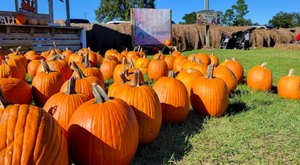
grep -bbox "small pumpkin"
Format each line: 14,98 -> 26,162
15,13 -> 27,25
247,62 -> 272,91
43,77 -> 90,130
221,58 -> 244,84
277,68 -> 300,100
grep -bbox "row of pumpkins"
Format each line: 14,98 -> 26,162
0,45 -> 299,164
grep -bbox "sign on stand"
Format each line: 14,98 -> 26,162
197,10 -> 222,25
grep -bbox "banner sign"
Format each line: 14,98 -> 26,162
197,10 -> 222,25
132,8 -> 171,46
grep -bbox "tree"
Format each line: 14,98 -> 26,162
222,0 -> 252,26
95,0 -> 155,23
268,12 -> 300,28
180,12 -> 197,24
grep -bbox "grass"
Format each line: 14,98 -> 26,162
131,48 -> 300,164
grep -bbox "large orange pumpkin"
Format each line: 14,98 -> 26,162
176,68 -> 203,97
68,83 -> 139,165
0,104 -> 68,164
221,58 -> 244,84
148,55 -> 168,81
191,64 -> 229,116
153,71 -> 190,123
247,62 -> 272,91
277,68 -> 300,100
108,70 -> 162,144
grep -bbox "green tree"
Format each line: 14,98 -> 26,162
180,12 -> 197,24
95,0 -> 155,23
268,12 -> 300,28
223,0 -> 252,26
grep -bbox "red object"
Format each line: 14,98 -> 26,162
296,33 -> 300,41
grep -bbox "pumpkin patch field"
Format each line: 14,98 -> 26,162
0,47 -> 299,164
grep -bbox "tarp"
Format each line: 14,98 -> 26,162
295,33 -> 300,41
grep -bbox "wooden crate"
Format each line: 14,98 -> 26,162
0,24 -> 83,53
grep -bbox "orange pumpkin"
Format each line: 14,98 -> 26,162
165,39 -> 172,47
247,62 -> 272,91
68,83 -> 139,164
148,55 -> 168,81
0,104 -> 68,164
176,68 -> 203,97
43,77 -> 90,130
277,68 -> 300,100
153,71 -> 190,123
191,64 -> 229,116
221,58 -> 244,84
15,13 -> 27,25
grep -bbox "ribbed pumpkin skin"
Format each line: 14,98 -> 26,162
0,78 -> 32,104
0,64 -> 12,78
0,104 -> 68,165
213,65 -> 237,93
43,92 -> 90,130
68,98 -> 139,165
247,64 -> 272,91
153,77 -> 190,123
176,69 -> 203,97
148,59 -> 168,81
191,77 -> 229,116
221,59 -> 244,84
109,84 -> 162,144
277,72 -> 300,100
32,72 -> 65,106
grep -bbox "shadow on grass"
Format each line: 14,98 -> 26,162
132,110 -> 205,164
226,101 -> 248,116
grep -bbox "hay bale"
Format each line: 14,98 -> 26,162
274,43 -> 300,50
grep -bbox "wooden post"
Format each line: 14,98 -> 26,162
204,0 -> 210,48
66,0 -> 70,27
15,0 -> 19,12
35,0 -> 38,13
48,0 -> 54,23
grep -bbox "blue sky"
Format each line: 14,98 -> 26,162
1,0 -> 299,25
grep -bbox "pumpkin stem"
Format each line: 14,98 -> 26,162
72,62 -> 86,78
1,60 -> 8,65
50,54 -> 63,61
128,58 -> 134,68
84,53 -> 90,68
119,72 -> 129,83
130,69 -> 143,87
205,64 -> 214,79
168,70 -> 175,78
186,68 -> 194,74
121,57 -> 126,65
174,47 -> 178,52
197,59 -> 203,65
66,77 -> 76,94
53,42 -> 57,50
40,60 -> 51,73
48,106 -> 57,116
261,62 -> 267,68
232,57 -> 236,61
88,47 -> 91,51
288,68 -> 295,76
92,83 -> 109,103
190,54 -> 195,62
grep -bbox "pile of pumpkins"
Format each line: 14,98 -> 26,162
0,45 -> 299,164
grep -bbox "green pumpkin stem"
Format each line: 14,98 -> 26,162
40,60 -> 51,73
288,68 -> 295,76
72,62 -> 86,79
205,64 -> 214,79
66,77 -> 76,94
92,83 -> 109,103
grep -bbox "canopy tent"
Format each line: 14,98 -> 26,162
13,0 -> 70,26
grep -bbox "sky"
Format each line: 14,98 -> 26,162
1,0 -> 299,25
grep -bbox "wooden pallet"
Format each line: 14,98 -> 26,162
0,24 -> 83,53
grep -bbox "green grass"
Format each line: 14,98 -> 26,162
131,48 -> 300,164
